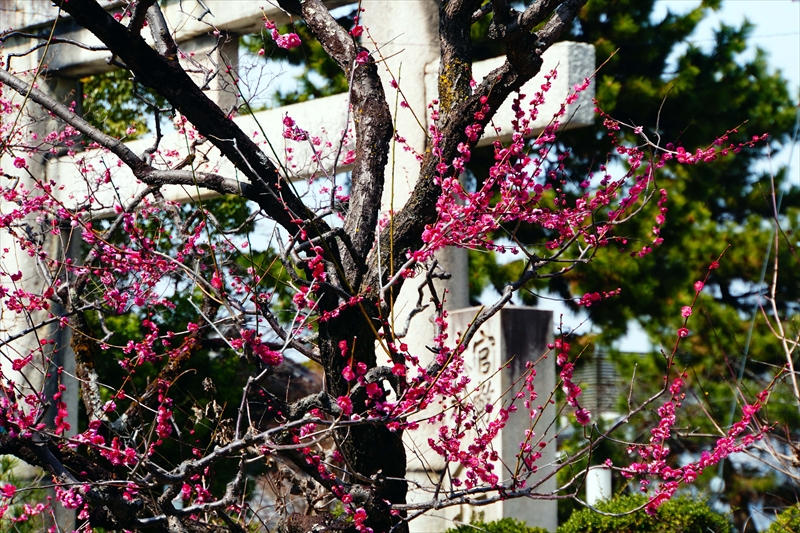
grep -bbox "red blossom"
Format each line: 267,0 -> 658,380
275,32 -> 302,49
1,484 -> 16,499
336,396 -> 353,416
366,382 -> 383,400
356,50 -> 370,64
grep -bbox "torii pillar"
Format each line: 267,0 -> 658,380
364,2 -> 594,531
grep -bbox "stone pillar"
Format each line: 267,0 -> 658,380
361,0 -> 438,203
407,307 -> 557,532
361,0 -> 470,333
42,230 -> 80,533
586,466 -> 612,506
0,64 -> 81,413
0,44 -> 82,530
362,5 -> 559,531
359,4 -> 469,524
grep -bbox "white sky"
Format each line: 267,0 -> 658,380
656,0 -> 800,185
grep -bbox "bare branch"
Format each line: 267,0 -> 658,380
519,0 -> 562,34
128,0 -> 158,38
0,34 -> 108,67
471,3 -> 494,24
536,0 -> 586,48
143,1 -> 179,67
0,67 -> 143,169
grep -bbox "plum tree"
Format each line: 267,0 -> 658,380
0,1 -> 779,532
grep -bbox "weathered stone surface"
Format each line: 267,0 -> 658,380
407,307 -> 558,533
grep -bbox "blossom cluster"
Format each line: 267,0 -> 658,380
263,18 -> 302,50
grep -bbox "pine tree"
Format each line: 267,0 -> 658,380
467,2 -> 798,528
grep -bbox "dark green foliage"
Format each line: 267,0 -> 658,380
81,68 -> 169,139
470,0 -> 798,346
551,0 -> 799,347
445,517 -> 550,533
767,505 -> 800,533
558,495 -> 731,533
442,499 -> 730,533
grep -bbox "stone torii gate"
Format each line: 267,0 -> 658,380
0,1 -> 594,531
